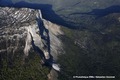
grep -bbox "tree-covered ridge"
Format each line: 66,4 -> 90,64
58,13 -> 120,80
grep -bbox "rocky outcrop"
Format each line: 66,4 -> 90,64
0,7 -> 63,80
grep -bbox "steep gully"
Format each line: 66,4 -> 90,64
24,10 -> 60,71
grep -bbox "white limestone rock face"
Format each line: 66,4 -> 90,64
0,7 -> 63,80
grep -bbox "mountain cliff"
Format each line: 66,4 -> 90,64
0,7 -> 63,80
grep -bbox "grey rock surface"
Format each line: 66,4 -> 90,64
0,7 -> 63,80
